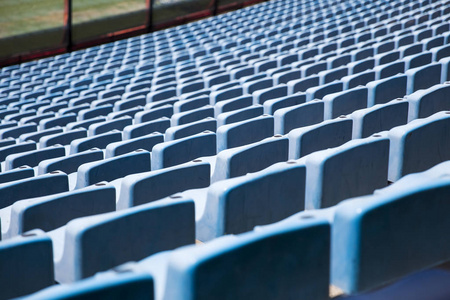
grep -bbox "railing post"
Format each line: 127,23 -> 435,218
146,0 -> 153,33
212,0 -> 219,16
64,0 -> 73,52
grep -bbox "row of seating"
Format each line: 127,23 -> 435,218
9,160 -> 450,299
1,108 -> 450,292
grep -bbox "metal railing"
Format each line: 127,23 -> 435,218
0,0 -> 265,67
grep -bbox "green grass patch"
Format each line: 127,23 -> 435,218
0,0 -> 146,38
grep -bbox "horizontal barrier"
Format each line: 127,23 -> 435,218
0,0 -> 266,68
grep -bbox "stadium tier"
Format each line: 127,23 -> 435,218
1,0 -> 450,299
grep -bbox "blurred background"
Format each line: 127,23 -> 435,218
0,0 -> 253,66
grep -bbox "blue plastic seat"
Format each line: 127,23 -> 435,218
404,51 -> 432,69
323,86 -> 368,119
70,131 -> 122,154
118,160 -> 210,209
274,100 -> 324,135
216,115 -> 274,152
319,66 -> 348,84
0,124 -> 37,140
213,95 -> 253,117
0,141 -> 37,164
166,118 -> 216,141
152,131 -> 216,170
134,104 -> 173,123
0,171 -> 68,209
252,84 -> 288,104
66,117 -> 106,131
171,106 -> 214,126
331,161 -> 450,294
388,111 -> 450,182
216,105 -> 264,127
305,80 -> 343,101
303,133 -> 390,209
289,116 -> 353,159
374,60 -> 405,79
22,272 -> 155,300
18,127 -> 63,143
88,117 -> 132,136
431,43 -> 450,61
263,93 -> 306,115
78,104 -> 114,120
0,231 -> 54,299
52,195 -> 194,283
173,95 -> 209,113
407,83 -> 450,121
106,133 -> 164,157
122,117 -> 170,139
75,150 -> 151,189
367,74 -> 407,106
211,135 -> 288,183
198,159 -> 305,240
5,183 -> 115,239
350,98 -> 409,139
0,166 -> 34,184
405,62 -> 442,94
149,216 -> 329,300
4,145 -> 66,171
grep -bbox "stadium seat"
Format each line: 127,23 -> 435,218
286,74 -> 319,94
151,217 -> 329,299
404,51 -> 432,69
152,131 -> 216,170
134,104 -> 173,123
252,84 -> 288,104
303,133 -> 390,209
0,124 -> 37,140
0,231 -> 54,299
75,150 -> 151,189
166,117 -> 217,140
69,130 -> 122,154
21,272 -> 155,300
123,117 -> 170,139
193,159 -> 306,242
3,183 -> 115,239
211,135 -> 289,183
274,100 -> 324,134
332,161 -> 450,293
88,117 -> 133,136
405,62 -> 442,94
4,145 -> 66,171
289,116 -> 353,159
350,98 -> 409,139
19,127 -> 63,143
105,133 -> 164,157
52,195 -> 195,283
213,95 -> 253,116
170,105 -> 214,126
118,160 -> 210,209
323,86 -> 368,119
216,114 -> 274,151
388,111 -> 450,181
66,117 -> 106,131
367,74 -> 408,106
173,95 -> 209,113
0,165 -> 34,184
0,171 -> 68,209
407,83 -> 450,121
